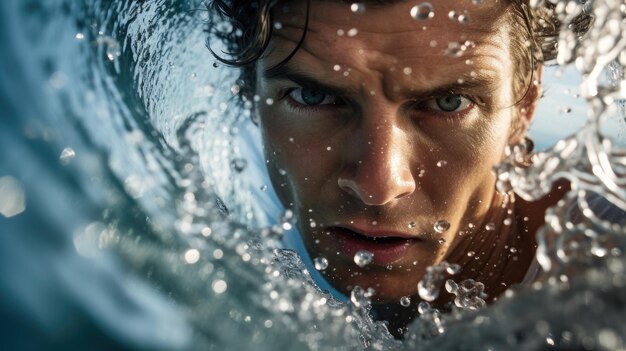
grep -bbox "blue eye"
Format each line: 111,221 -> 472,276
424,94 -> 473,113
288,88 -> 337,106
436,95 -> 462,111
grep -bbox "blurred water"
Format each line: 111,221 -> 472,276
1,0 -> 625,350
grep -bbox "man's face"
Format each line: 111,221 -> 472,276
255,0 -> 530,302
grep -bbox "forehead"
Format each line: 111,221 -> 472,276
260,0 -> 515,96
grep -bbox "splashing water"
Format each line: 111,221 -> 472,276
1,0 -> 625,350
417,261 -> 460,301
444,279 -> 487,311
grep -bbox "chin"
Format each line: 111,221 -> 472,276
322,266 -> 425,303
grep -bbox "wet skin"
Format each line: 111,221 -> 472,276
254,0 -> 546,305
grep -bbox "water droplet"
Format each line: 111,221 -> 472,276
445,41 -> 465,58
503,218 -> 512,226
230,84 -> 240,95
408,221 -> 416,228
347,27 -> 358,37
446,263 -> 461,275
457,14 -> 469,24
59,147 -> 76,164
216,21 -> 233,33
75,32 -> 84,40
350,286 -> 374,308
337,29 -> 345,36
417,301 -> 431,314
212,279 -> 227,294
445,279 -> 458,293
333,64 -> 341,71
230,158 -> 248,172
213,249 -> 224,259
438,238 -> 446,244
314,257 -> 329,270
280,209 -> 296,230
0,176 -> 27,218
260,185 -> 268,191
403,67 -> 412,75
434,220 -> 450,233
265,98 -> 274,105
467,251 -> 475,257
448,279 -> 486,311
350,3 -> 366,14
418,261 -> 459,302
354,250 -> 374,267
184,249 -> 200,264
202,227 -> 212,237
410,2 -> 434,21
400,296 -> 411,307
436,160 -> 447,167
485,222 -> 496,231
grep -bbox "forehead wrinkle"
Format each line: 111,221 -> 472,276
264,4 -> 514,103
378,45 -> 511,102
262,33 -> 377,96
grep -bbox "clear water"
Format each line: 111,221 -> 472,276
0,0 -> 625,350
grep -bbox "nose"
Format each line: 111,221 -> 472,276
338,117 -> 416,206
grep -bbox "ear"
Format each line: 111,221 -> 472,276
509,64 -> 543,145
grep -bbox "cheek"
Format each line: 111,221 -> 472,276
259,116 -> 339,208
426,113 -> 509,174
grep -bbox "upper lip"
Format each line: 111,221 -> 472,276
333,224 -> 417,240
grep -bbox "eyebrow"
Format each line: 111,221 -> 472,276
263,64 -> 358,96
262,63 -> 499,101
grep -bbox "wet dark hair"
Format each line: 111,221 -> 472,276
205,0 -> 592,106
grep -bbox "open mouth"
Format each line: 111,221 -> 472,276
342,228 -> 408,243
322,226 -> 420,265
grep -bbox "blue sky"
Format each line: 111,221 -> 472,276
529,65 -> 588,150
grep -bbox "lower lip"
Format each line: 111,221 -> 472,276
327,227 -> 420,265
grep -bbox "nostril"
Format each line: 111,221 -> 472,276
338,178 -> 360,199
338,176 -> 413,205
395,190 -> 411,200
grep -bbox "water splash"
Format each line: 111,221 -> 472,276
445,279 -> 487,311
1,0 -> 625,349
417,261 -> 460,301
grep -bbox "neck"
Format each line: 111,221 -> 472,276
444,190 -> 536,301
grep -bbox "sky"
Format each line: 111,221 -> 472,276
529,65 -> 588,150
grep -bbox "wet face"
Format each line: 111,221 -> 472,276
255,0 -> 534,302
